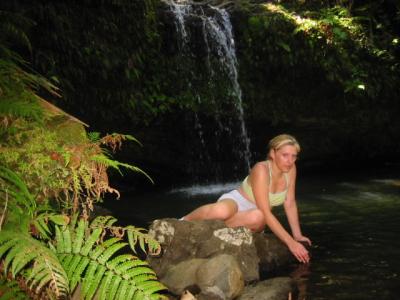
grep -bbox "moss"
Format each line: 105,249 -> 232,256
47,115 -> 88,145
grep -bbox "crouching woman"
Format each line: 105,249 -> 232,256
182,134 -> 311,263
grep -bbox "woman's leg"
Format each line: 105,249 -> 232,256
225,209 -> 265,232
183,199 -> 238,221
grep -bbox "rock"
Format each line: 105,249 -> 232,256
148,218 -> 259,283
161,254 -> 244,300
237,277 -> 295,300
196,254 -> 244,299
162,258 -> 205,295
254,232 -> 296,276
148,218 -> 300,299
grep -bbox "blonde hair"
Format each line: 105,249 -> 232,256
267,134 -> 300,158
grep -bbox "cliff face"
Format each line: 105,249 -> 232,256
3,0 -> 399,185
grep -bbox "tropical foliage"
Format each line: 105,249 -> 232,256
0,104 -> 166,299
0,203 -> 165,299
0,9 -> 166,299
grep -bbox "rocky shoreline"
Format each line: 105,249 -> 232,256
147,218 -> 310,299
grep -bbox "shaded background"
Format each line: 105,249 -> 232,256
1,0 -> 399,189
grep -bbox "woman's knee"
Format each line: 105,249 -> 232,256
211,201 -> 237,220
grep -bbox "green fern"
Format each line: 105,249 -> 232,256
0,166 -> 36,217
126,225 -> 161,256
31,212 -> 70,240
87,131 -> 102,143
0,230 -> 70,298
87,216 -> 161,255
53,217 -> 167,299
0,277 -> 29,300
0,98 -> 43,121
91,153 -> 154,183
0,167 -> 38,233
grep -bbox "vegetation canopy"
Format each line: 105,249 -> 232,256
0,9 -> 166,299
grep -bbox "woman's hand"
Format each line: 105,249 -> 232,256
294,235 -> 312,246
288,240 -> 310,263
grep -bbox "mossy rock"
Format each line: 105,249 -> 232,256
46,115 -> 88,145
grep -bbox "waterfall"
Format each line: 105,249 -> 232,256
165,0 -> 251,180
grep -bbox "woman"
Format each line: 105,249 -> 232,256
182,134 -> 311,263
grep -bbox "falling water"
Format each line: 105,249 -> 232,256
166,0 -> 251,178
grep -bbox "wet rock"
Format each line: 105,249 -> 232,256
148,218 -> 259,283
196,254 -> 244,299
162,254 -> 244,300
237,277 -> 295,300
253,232 -> 296,276
162,258 -> 205,295
147,218 -> 300,299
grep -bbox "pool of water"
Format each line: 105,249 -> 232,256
103,168 -> 400,300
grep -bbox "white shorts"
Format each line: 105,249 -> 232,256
217,189 -> 257,212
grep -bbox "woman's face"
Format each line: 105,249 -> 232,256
271,144 -> 298,173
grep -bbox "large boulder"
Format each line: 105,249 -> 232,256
148,218 -> 259,283
162,254 -> 244,300
147,218 -> 303,299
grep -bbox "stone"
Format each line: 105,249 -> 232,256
162,258 -> 206,295
147,218 -> 300,299
254,232 -> 295,276
148,218 -> 260,283
160,254 -> 244,300
196,254 -> 244,299
237,277 -> 295,300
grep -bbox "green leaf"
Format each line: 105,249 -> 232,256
73,219 -> 86,254
80,227 -> 102,256
97,271 -> 114,300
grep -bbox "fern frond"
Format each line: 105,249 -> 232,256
89,215 -> 118,229
72,218 -> 86,254
31,213 -> 69,240
90,237 -> 124,261
126,225 -> 162,255
0,166 -> 36,217
79,227 -> 102,256
0,99 -> 43,121
100,133 -> 143,147
97,239 -> 127,264
0,277 -> 29,300
87,131 -> 101,142
87,217 -> 161,256
52,218 -> 167,300
0,230 -> 69,298
83,264 -> 106,300
32,216 -> 52,239
90,154 -> 154,183
69,256 -> 90,291
96,271 -> 114,300
61,226 -> 72,254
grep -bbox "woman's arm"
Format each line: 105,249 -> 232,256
284,166 -> 311,245
250,163 -> 310,263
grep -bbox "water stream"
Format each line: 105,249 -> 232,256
104,167 -> 400,299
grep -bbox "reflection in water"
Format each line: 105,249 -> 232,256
290,263 -> 311,300
294,174 -> 400,300
104,170 -> 400,300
